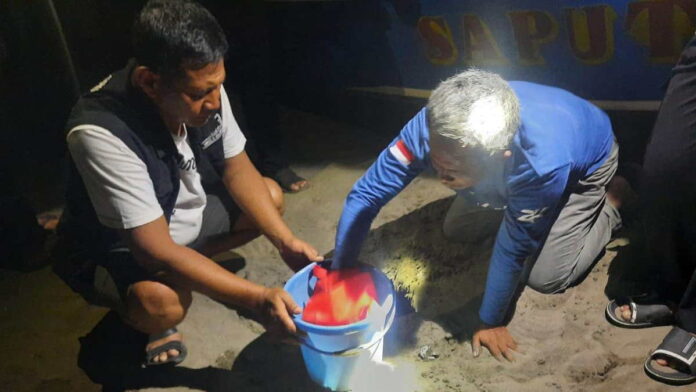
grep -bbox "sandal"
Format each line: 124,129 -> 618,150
144,328 -> 187,367
644,327 -> 696,385
271,167 -> 309,193
605,294 -> 674,328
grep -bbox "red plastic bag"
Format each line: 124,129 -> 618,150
302,265 -> 378,326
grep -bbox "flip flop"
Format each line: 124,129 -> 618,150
271,167 -> 308,193
605,294 -> 674,328
144,328 -> 187,367
644,327 -> 696,385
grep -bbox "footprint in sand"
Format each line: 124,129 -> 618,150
563,349 -> 619,383
512,308 -> 566,341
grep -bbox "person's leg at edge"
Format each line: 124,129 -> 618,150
673,186 -> 696,331
646,39 -> 696,346
221,2 -> 308,194
617,36 -> 696,327
645,201 -> 696,370
660,200 -> 696,371
676,270 -> 696,336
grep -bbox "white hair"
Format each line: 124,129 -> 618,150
427,69 -> 520,154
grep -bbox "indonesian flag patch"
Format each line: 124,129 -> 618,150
389,139 -> 414,166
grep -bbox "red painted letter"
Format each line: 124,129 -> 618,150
626,0 -> 696,63
566,5 -> 617,64
460,14 -> 508,66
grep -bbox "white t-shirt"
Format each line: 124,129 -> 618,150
67,85 -> 245,245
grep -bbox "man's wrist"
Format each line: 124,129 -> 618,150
269,231 -> 296,251
247,284 -> 269,311
478,314 -> 504,329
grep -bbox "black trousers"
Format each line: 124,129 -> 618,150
208,1 -> 289,176
643,35 -> 696,333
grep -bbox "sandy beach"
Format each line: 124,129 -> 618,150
0,109 -> 687,392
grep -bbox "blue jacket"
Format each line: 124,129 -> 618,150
333,81 -> 614,326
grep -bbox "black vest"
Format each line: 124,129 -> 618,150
60,61 -> 227,258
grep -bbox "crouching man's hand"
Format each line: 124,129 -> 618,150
254,287 -> 303,336
277,236 -> 324,272
472,324 -> 518,362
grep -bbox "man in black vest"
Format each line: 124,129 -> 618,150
54,0 -> 322,366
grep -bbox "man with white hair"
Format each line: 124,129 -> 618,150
331,69 -> 629,361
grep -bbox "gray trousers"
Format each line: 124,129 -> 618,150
443,142 -> 621,294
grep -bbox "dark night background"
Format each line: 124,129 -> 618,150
0,1 -> 686,391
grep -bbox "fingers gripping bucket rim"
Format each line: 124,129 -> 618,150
284,262 -> 396,391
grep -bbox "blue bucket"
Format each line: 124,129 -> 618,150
284,262 -> 396,391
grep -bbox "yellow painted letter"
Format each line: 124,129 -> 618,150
417,16 -> 458,66
508,10 -> 559,66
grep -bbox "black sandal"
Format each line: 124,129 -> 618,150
605,294 -> 674,329
644,327 -> 696,385
271,167 -> 308,193
144,328 -> 187,367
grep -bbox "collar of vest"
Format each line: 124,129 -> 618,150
93,59 -> 175,150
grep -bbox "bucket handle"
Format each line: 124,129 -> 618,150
298,294 -> 396,356
307,270 -> 317,298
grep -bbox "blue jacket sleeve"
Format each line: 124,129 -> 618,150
332,108 -> 430,269
478,162 -> 569,325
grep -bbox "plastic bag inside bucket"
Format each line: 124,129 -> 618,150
302,264 -> 378,326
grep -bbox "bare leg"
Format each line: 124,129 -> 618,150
123,280 -> 192,363
606,175 -> 635,210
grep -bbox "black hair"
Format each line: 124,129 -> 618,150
132,0 -> 228,80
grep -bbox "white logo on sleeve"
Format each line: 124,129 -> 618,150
517,207 -> 548,223
201,113 -> 224,150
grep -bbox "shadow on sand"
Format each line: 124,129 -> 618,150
369,197 -> 639,359
78,311 -> 248,392
359,197 -> 496,355
604,225 -> 654,300
76,256 -> 271,392
78,310 -> 328,392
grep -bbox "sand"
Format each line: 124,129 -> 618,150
206,161 -> 689,392
0,109 -> 688,391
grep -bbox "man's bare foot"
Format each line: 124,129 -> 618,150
36,213 -> 60,231
606,175 -> 635,210
606,296 -> 675,329
617,304 -> 632,321
146,330 -> 183,364
289,179 -> 309,192
272,167 -> 309,193
655,357 -> 671,367
616,302 -> 674,322
644,327 -> 696,384
653,331 -> 696,367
